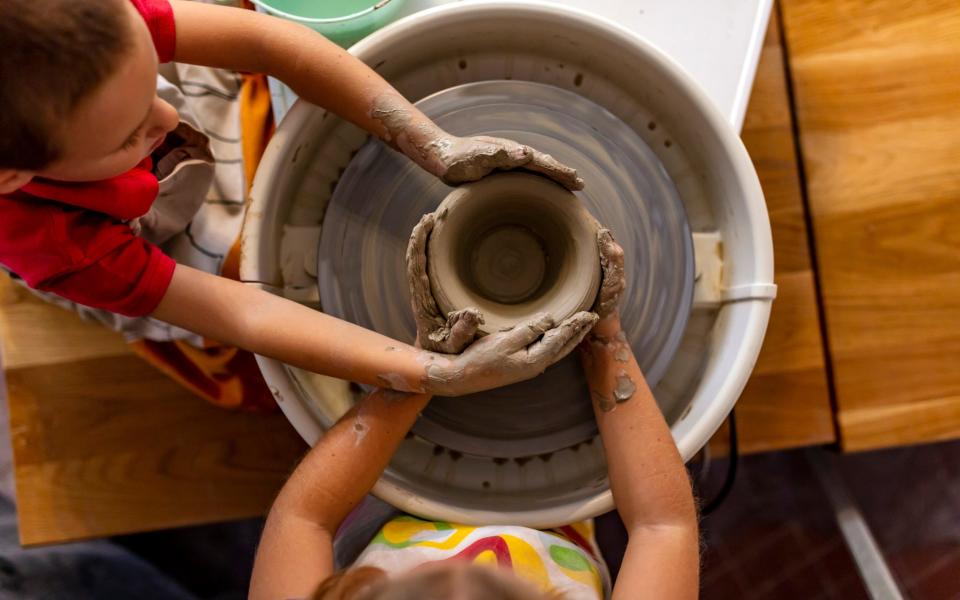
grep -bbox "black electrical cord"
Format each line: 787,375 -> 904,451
701,408 -> 738,516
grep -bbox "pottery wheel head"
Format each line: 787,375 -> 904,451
471,224 -> 546,303
428,172 -> 601,333
318,81 -> 694,458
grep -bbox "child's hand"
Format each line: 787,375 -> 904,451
406,212 -> 484,354
423,311 -> 598,396
406,211 -> 598,395
594,228 -> 626,321
427,135 -> 584,191
369,91 -> 582,190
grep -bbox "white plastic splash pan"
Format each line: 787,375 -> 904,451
241,1 -> 776,528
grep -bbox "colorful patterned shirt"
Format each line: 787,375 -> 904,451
354,516 -> 610,599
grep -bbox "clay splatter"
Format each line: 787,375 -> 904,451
592,390 -> 616,412
614,370 -> 636,403
614,346 -> 630,363
385,345 -> 397,352
353,419 -> 368,446
376,372 -> 417,392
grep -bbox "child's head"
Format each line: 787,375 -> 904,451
0,0 -> 179,193
313,563 -> 566,600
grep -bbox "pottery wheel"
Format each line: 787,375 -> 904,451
318,81 -> 694,457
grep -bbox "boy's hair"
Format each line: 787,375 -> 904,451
0,0 -> 131,171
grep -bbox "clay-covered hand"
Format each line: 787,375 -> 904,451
369,92 -> 582,191
422,311 -> 599,396
425,134 -> 585,191
594,228 -> 626,319
406,211 -> 484,353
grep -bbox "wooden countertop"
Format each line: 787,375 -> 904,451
1,12 -> 834,545
781,0 -> 960,451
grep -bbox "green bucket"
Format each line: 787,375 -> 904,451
251,0 -> 407,48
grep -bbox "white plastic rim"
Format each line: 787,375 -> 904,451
243,1 -> 775,527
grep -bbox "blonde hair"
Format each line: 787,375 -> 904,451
312,563 -> 567,600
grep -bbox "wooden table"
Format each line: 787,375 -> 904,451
780,0 -> 960,451
1,11 -> 836,545
0,275 -> 306,545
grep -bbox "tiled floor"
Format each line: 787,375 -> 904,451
695,442 -> 960,599
697,451 -> 870,599
839,443 -> 960,599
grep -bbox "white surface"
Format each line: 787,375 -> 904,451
244,2 -> 775,527
267,0 -> 772,132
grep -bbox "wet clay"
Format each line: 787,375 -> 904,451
584,329 -> 632,366
405,212 -> 483,354
614,346 -> 630,363
353,417 -> 369,446
614,370 -> 637,404
318,80 -> 694,455
376,372 -> 419,393
418,311 -> 597,397
370,91 -> 584,190
594,229 -> 627,318
592,390 -> 616,412
427,172 -> 601,334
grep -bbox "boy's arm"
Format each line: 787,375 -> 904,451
168,0 -> 581,189
249,387 -> 431,600
579,233 -> 699,600
151,264 -> 594,396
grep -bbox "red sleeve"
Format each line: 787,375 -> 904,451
0,196 -> 176,317
130,0 -> 177,63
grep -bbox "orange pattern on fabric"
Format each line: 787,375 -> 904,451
129,58 -> 277,411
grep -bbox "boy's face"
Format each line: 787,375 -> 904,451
34,2 -> 179,184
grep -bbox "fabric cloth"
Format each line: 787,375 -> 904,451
353,515 -> 611,600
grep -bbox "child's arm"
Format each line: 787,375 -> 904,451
169,1 -> 582,190
249,387 -> 431,600
151,264 -> 594,396
579,232 -> 699,600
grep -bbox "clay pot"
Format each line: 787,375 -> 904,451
427,172 -> 601,333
